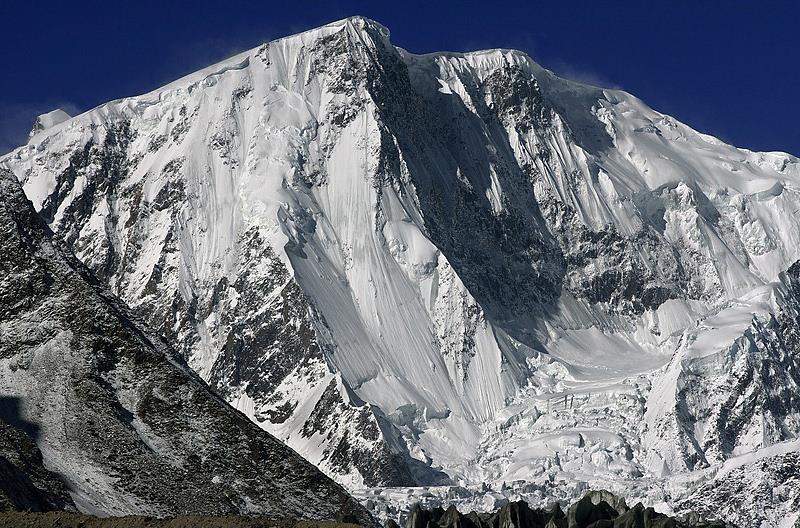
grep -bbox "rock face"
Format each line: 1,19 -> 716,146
0,169 -> 372,523
3,16 -> 800,526
674,449 -> 800,528
397,492 -> 728,528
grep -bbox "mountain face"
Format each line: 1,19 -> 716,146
2,16 -> 800,526
0,168 -> 371,522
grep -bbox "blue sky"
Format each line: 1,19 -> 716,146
1,0 -> 797,155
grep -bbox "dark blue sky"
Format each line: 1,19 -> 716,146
1,1 -> 798,156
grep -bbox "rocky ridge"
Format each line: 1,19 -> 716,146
392,491 -> 729,528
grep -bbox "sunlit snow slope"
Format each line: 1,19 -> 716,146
3,16 -> 800,526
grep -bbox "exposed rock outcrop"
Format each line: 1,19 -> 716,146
396,492 -> 729,528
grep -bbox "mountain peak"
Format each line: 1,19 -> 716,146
259,15 -> 391,51
28,109 -> 71,139
3,18 -> 800,527
337,15 -> 391,37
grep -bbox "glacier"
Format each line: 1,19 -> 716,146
2,16 -> 800,526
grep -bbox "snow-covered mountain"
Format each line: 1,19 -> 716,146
3,16 -> 800,526
0,168 -> 371,522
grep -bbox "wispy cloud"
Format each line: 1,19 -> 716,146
489,31 -> 622,91
546,59 -> 622,90
155,29 -> 279,89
